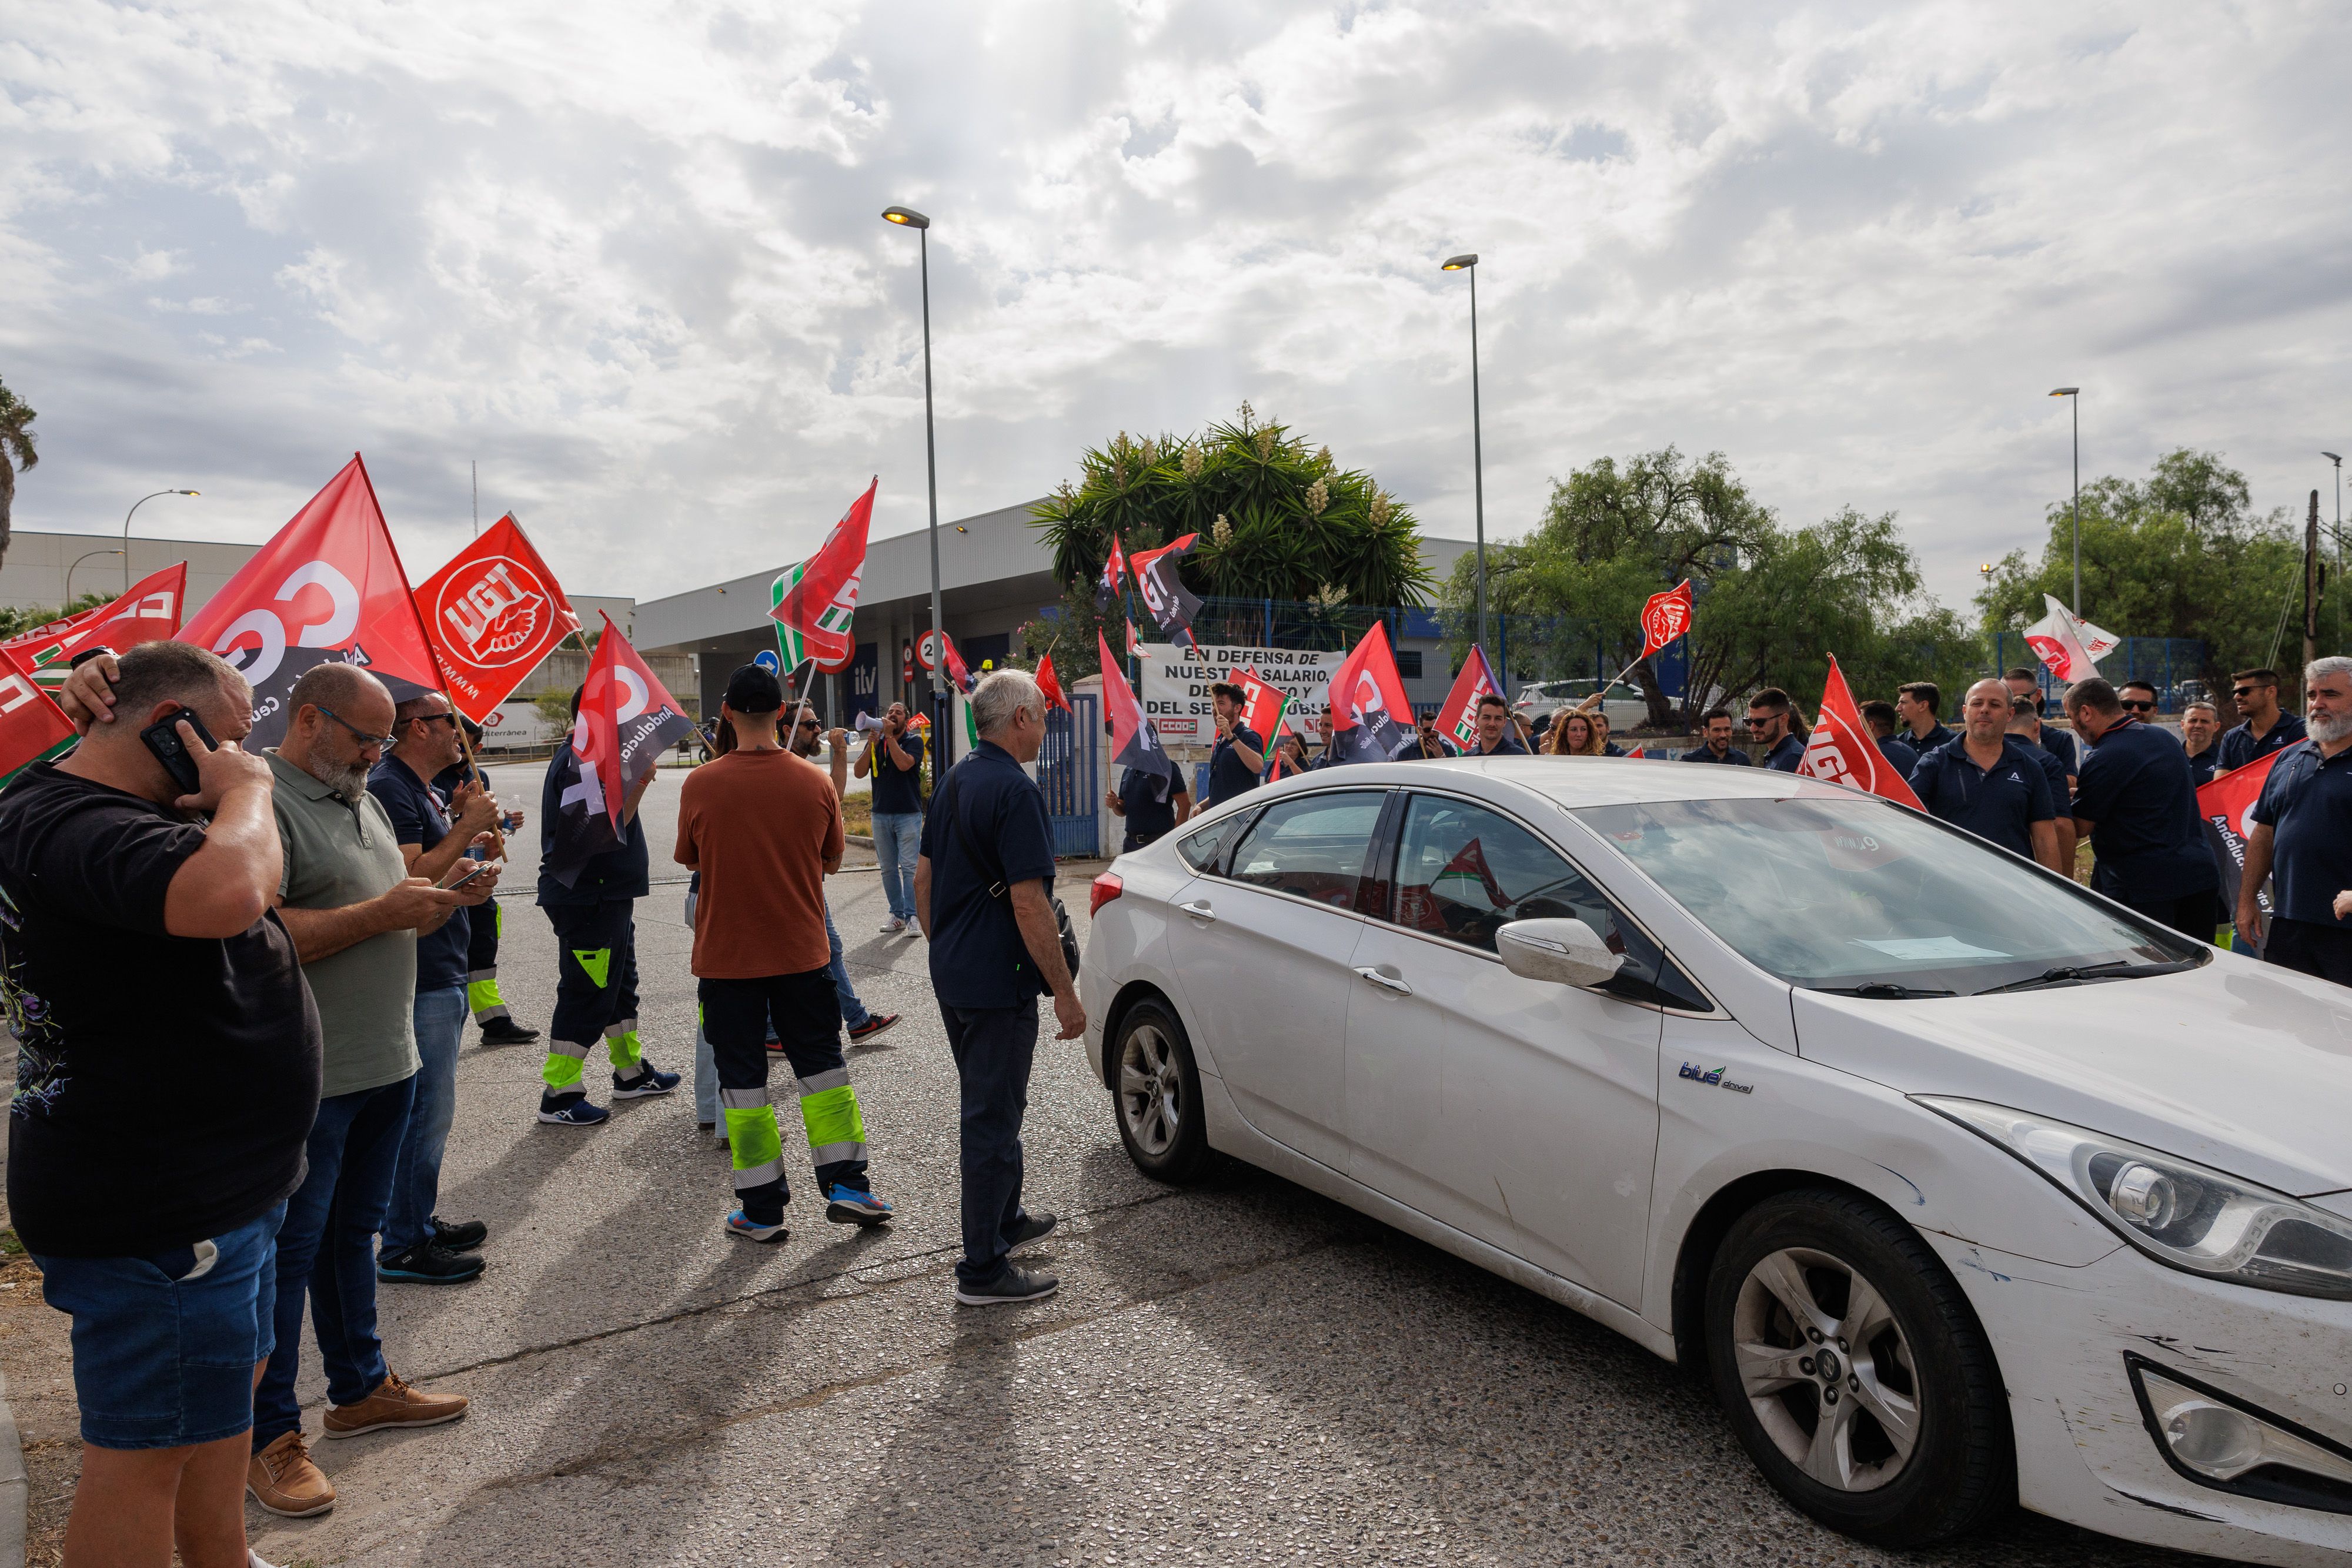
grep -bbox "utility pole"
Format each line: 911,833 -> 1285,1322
472,460 -> 480,536
2304,489 -> 2321,701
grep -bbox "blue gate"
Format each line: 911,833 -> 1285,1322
1038,693 -> 1100,858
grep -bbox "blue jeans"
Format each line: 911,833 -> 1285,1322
872,811 -> 921,920
826,900 -> 870,1029
383,985 -> 467,1256
254,1075 -> 415,1449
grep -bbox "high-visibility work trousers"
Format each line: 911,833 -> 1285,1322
543,900 -> 645,1101
466,897 -> 509,1024
698,969 -> 868,1226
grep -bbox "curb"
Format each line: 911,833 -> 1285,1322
0,1366 -> 27,1568
847,834 -> 874,850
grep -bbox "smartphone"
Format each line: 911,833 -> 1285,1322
440,860 -> 495,891
140,705 -> 219,797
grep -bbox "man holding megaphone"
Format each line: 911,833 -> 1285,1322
854,701 -> 927,937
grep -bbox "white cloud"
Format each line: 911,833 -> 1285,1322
1,0 -> 2347,626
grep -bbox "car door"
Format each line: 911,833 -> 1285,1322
1162,788 -> 1391,1170
1343,790 -> 1677,1308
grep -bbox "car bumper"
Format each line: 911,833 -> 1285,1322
1922,1231 -> 2352,1565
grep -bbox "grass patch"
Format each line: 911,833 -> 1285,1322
0,1227 -> 24,1257
842,793 -> 873,837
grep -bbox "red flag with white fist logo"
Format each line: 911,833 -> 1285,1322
1799,654 -> 1925,810
414,513 -> 582,723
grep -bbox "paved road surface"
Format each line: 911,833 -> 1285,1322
179,765 -> 2202,1566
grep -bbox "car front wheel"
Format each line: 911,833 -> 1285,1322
1111,997 -> 1210,1184
1705,1188 -> 2013,1548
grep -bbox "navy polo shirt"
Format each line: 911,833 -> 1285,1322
919,741 -> 1059,1008
1679,744 -> 1752,765
1909,721 -> 1957,754
1207,723 -> 1264,806
1875,734 -> 1920,779
1601,743 -> 1628,757
2186,747 -> 2220,790
1760,733 -> 1806,773
870,728 -> 926,817
2068,718 -> 2211,901
1909,737 -> 2057,861
2250,740 -> 2352,926
2218,713 -> 2307,773
1307,747 -> 1350,771
1471,734 -> 1530,757
2032,726 -> 2079,776
1117,764 -> 1188,847
368,757 -> 470,993
2017,742 -> 2069,825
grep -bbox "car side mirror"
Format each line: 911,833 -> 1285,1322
1496,918 -> 1625,989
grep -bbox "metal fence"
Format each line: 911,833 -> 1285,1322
1037,693 -> 1100,858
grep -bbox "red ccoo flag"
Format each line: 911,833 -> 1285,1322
4,562 -> 189,675
1036,651 -> 1070,713
0,644 -> 79,787
1327,619 -> 1416,763
1799,655 -> 1925,809
1097,630 -> 1174,784
181,456 -> 444,748
1434,644 -> 1503,751
414,514 -> 581,723
1639,580 -> 1695,658
1096,536 -> 1129,611
544,614 -> 696,886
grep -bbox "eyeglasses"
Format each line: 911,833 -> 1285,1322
796,719 -> 821,731
315,706 -> 395,750
2119,699 -> 2157,712
2232,687 -> 2266,700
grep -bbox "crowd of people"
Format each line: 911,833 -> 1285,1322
4,629 -> 2349,1567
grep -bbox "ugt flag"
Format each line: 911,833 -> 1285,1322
414,514 -> 580,723
0,644 -> 79,788
1131,534 -> 1202,641
181,455 -> 444,748
1035,651 -> 1070,713
2197,747 -> 2283,924
1640,580 -> 1695,658
2023,594 -> 2119,683
1434,644 -> 1503,751
4,562 -> 189,676
1097,630 -> 1173,785
544,615 -> 696,887
1800,654 -> 1925,810
1327,620 -> 1415,763
771,479 -> 875,668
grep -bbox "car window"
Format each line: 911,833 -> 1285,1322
1175,812 -> 1249,874
1225,791 -> 1387,910
1387,794 -> 1709,1009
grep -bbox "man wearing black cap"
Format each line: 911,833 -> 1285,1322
677,665 -> 897,1243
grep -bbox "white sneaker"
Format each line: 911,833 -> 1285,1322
904,921 -> 925,940
252,1552 -> 281,1568
878,916 -> 905,934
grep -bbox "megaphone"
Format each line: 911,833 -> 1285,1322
853,711 -> 887,732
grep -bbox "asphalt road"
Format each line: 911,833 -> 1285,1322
230,764 -> 2201,1567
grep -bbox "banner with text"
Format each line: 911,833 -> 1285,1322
1140,643 -> 1344,741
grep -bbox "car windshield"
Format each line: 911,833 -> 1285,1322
1575,794 -> 2201,996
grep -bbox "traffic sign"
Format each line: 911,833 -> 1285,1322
753,649 -> 780,673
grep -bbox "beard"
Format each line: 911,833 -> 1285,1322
301,751 -> 372,800
2309,709 -> 2352,746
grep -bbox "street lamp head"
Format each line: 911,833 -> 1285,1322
1441,253 -> 1478,272
881,206 -> 931,230
2049,387 -> 2079,397
2324,452 -> 2343,466
177,489 -> 199,496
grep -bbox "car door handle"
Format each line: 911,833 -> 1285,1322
1177,900 -> 1216,921
1354,965 -> 1413,996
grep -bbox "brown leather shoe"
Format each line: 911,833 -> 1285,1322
248,1430 -> 336,1517
322,1370 -> 470,1439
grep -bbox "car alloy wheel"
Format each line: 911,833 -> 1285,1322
1119,1020 -> 1183,1158
1732,1246 -> 1920,1492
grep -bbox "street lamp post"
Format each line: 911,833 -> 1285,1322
882,204 -> 948,767
2326,452 -> 2343,653
2049,388 -> 2080,614
68,548 -> 123,606
122,489 -> 199,594
1442,254 -> 1487,653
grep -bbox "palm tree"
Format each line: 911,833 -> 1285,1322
0,377 -> 36,566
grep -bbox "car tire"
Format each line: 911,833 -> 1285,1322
1110,997 -> 1211,1185
1703,1188 -> 2013,1549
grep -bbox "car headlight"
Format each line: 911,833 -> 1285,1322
1918,1098 -> 2352,1301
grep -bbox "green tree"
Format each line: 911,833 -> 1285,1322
1028,403 -> 1434,681
0,377 -> 37,565
1977,449 -> 2301,698
0,591 -> 108,642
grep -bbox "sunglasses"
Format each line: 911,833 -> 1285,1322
796,719 -> 821,731
2119,699 -> 2157,712
2233,686 -> 2268,699
315,706 -> 396,750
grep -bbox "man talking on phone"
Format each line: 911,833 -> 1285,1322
0,642 -> 315,1568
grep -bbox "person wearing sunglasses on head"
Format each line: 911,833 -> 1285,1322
2214,667 -> 2306,777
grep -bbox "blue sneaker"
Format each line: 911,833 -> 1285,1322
612,1065 -> 680,1100
537,1096 -> 610,1127
724,1210 -> 788,1244
824,1184 -> 895,1227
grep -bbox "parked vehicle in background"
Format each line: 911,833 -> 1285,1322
1081,757 -> 2352,1566
1511,678 -> 1648,731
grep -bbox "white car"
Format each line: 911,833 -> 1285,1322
1511,678 -> 1649,733
1079,757 -> 2352,1565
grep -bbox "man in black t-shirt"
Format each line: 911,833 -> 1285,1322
0,641 -> 319,1567
1108,760 -> 1192,850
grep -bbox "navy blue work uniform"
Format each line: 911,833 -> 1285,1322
1601,742 -> 1629,757
1117,765 -> 1189,851
2186,746 -> 2221,790
2218,713 -> 2306,773
1875,733 -> 1920,779
870,728 -> 926,815
2016,743 -> 2070,830
1679,744 -> 1752,765
433,758 -> 516,1029
1909,737 -> 2057,862
367,758 -> 469,993
919,742 -> 1059,1288
1759,733 -> 1806,773
536,751 -> 652,1099
1307,745 -> 1350,771
1910,721 -> 1957,754
1404,734 -> 1460,760
1205,723 -> 1264,807
2068,716 -> 2214,937
2249,740 -> 2352,984
1471,734 -> 1529,757
2033,726 -> 2079,777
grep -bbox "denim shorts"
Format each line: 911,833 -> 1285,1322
34,1203 -> 285,1450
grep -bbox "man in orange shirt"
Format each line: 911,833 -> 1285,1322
676,664 -> 896,1243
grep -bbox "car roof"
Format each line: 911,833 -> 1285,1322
1257,755 -> 1865,812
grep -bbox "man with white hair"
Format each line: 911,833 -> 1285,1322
2237,656 -> 2352,982
916,670 -> 1087,1307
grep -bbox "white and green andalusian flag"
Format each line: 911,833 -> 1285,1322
769,479 -> 876,670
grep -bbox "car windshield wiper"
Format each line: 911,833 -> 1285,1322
1815,982 -> 1958,999
1972,958 -> 2191,996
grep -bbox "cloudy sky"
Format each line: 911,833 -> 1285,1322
5,0 -> 2348,614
